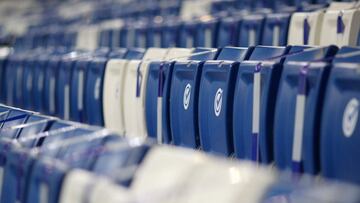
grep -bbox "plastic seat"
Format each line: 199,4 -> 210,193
59,169 -> 131,203
103,49 -> 145,135
287,11 -> 324,45
56,53 -> 80,120
161,19 -> 181,48
134,22 -> 149,48
319,9 -> 360,46
321,46 -> 360,184
198,47 -> 252,156
169,48 -> 228,148
32,53 -> 52,113
217,15 -> 242,47
21,53 -> 39,110
83,57 -> 108,126
123,48 -> 169,138
196,17 -> 219,48
69,55 -> 92,123
273,46 -> 338,174
75,25 -> 100,51
25,157 -> 68,203
238,14 -> 265,46
262,13 -> 291,46
145,48 -> 215,143
178,21 -> 197,48
99,19 -> 124,48
43,54 -> 64,116
232,46 -> 290,163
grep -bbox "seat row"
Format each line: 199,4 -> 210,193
1,44 -> 359,184
0,104 -> 360,203
13,1 -> 360,52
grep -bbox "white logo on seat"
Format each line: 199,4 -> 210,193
183,83 -> 191,110
342,98 -> 359,138
214,88 -> 223,117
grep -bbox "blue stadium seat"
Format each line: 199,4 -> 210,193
43,53 -> 64,116
56,53 -> 77,120
32,53 -> 52,113
232,45 -> 290,163
217,15 -> 242,47
147,20 -> 163,48
84,56 -> 108,126
198,47 -> 252,156
321,46 -> 360,184
91,142 -> 151,185
22,52 -> 40,110
6,54 -> 25,107
25,157 -> 69,203
134,22 -> 148,48
273,46 -> 338,174
145,48 -> 217,143
168,48 -> 219,148
69,55 -> 91,122
262,13 -> 291,46
196,17 -> 219,47
178,21 -> 197,48
238,14 -> 265,46
160,19 -> 180,48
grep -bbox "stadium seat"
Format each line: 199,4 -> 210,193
32,53 -> 51,113
198,47 -> 252,156
321,46 -> 360,184
103,48 -> 145,135
56,52 -> 80,120
196,16 -> 219,48
170,47 -> 236,148
83,52 -> 112,128
122,48 -> 169,138
25,157 -> 69,203
262,13 -> 291,46
145,48 -> 217,143
217,15 -> 242,47
273,45 -> 338,174
287,10 -> 324,45
69,54 -> 91,123
232,45 -> 290,163
319,8 -> 360,46
178,21 -> 197,48
238,14 -> 265,46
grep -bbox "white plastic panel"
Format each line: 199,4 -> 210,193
89,176 -> 132,203
103,59 -> 130,135
320,9 -> 360,46
288,11 -> 324,45
131,146 -> 210,202
174,160 -> 277,203
123,48 -> 168,138
59,169 -> 94,203
131,146 -> 277,203
76,25 -> 100,51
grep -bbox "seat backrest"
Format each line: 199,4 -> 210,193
319,9 -> 360,46
321,58 -> 360,184
288,11 -> 324,45
103,49 -> 145,135
238,14 -> 265,46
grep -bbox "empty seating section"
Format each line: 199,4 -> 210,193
0,0 -> 359,202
